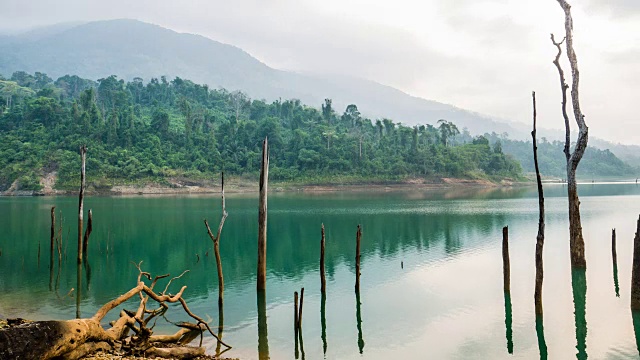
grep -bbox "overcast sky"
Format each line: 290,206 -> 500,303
1,0 -> 639,144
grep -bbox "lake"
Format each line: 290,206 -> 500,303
1,183 -> 640,359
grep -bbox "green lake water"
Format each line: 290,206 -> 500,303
1,183 -> 640,359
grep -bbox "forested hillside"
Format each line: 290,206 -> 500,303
0,71 -> 523,191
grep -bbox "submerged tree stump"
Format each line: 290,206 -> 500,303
502,226 -> 510,293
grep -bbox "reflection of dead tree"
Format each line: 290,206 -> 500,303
0,262 -> 230,359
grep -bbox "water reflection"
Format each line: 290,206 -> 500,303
503,292 -> 513,354
632,310 -> 640,356
321,293 -> 327,355
613,262 -> 620,298
356,291 -> 365,354
536,315 -> 548,360
572,269 -> 588,360
257,291 -> 269,360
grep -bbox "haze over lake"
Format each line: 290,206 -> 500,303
1,183 -> 640,359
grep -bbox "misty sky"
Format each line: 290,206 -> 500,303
1,0 -> 639,144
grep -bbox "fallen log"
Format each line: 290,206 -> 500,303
0,263 -> 230,359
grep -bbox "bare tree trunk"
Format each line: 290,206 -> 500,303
631,216 -> 640,309
532,91 -> 546,316
204,172 -> 228,306
257,138 -> 269,291
355,225 -> 362,292
552,0 -> 589,269
502,226 -> 510,293
320,224 -> 326,294
294,291 -> 299,339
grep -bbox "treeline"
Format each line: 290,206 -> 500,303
0,71 -> 522,191
480,133 -> 637,179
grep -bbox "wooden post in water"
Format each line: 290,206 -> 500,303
205,172 -> 228,305
631,215 -> 640,310
502,226 -> 510,293
355,225 -> 362,292
257,137 -> 269,291
532,91 -> 545,316
320,224 -> 326,294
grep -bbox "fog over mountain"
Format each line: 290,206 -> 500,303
0,19 -> 528,138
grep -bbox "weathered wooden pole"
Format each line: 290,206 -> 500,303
205,172 -> 228,305
355,225 -> 362,292
532,91 -> 545,316
320,224 -> 326,294
257,137 -> 269,291
631,216 -> 640,310
257,291 -> 270,360
298,287 -> 304,331
502,226 -> 510,293
77,145 -> 86,265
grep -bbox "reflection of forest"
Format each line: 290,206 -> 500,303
0,193 -> 513,313
2,185 -> 637,315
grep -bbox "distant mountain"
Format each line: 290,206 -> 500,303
0,19 -> 526,137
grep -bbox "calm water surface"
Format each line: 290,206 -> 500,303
1,183 -> 640,359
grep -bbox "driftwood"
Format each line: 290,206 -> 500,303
0,263 -> 230,359
552,0 -> 589,269
204,172 -> 228,306
257,137 -> 269,291
532,91 -> 546,316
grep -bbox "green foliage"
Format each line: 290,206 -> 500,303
0,71 -> 524,191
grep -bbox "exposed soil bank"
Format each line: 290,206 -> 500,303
1,176 -> 523,196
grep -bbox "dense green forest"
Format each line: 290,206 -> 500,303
0,71 -> 525,191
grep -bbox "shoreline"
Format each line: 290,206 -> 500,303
0,177 -> 528,197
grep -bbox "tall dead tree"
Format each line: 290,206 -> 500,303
552,0 -> 589,269
532,91 -> 546,316
205,172 -> 228,305
257,137 -> 269,291
82,209 -> 93,258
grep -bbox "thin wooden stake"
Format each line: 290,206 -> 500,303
205,172 -> 228,305
631,215 -> 640,309
532,91 -> 545,316
502,226 -> 510,293
320,224 -> 326,294
355,225 -> 362,292
50,206 -> 55,267
257,137 -> 269,291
